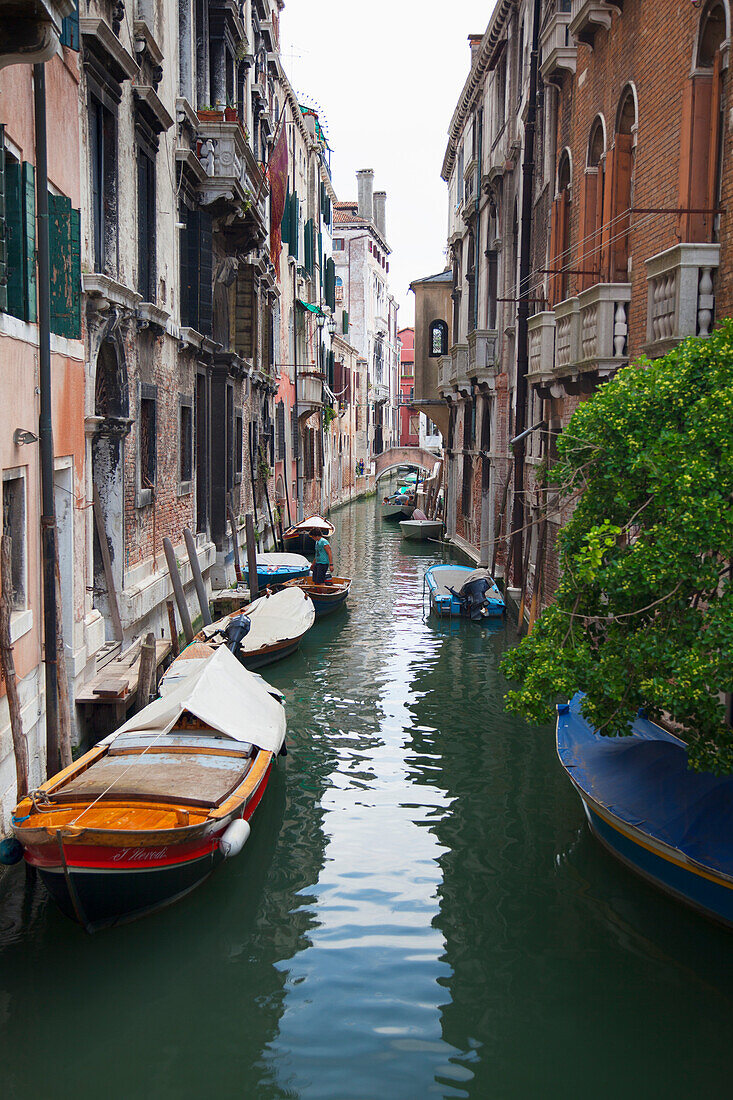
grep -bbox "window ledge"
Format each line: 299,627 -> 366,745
10,608 -> 33,644
136,487 -> 155,509
177,481 -> 192,497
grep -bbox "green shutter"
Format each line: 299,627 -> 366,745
69,206 -> 80,337
304,218 -> 313,274
60,1 -> 80,49
342,309 -> 349,335
5,158 -> 23,319
49,192 -> 72,337
22,162 -> 36,323
318,230 -> 323,289
0,129 -> 6,313
289,192 -> 299,260
281,185 -> 290,244
325,256 -> 336,311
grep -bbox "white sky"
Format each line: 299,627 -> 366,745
280,0 -> 495,326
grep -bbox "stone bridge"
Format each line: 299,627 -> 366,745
374,446 -> 440,481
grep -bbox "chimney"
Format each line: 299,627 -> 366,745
373,191 -> 387,239
356,168 -> 374,222
468,34 -> 483,65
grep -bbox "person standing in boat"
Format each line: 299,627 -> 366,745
312,531 -> 333,584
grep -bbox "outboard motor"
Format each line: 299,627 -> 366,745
224,614 -> 252,653
450,569 -> 497,621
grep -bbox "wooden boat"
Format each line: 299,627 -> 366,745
380,490 -> 415,522
199,585 -> 316,669
242,552 -> 311,587
282,515 -> 335,555
399,508 -> 444,541
424,565 -> 505,619
283,575 -> 351,617
11,645 -> 286,931
557,694 -> 733,929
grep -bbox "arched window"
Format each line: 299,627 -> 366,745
467,231 -> 477,333
429,320 -> 448,357
579,117 -> 606,289
486,200 -> 499,329
549,150 -> 572,304
606,90 -> 636,281
679,2 -> 727,241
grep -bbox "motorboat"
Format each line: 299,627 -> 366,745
199,585 -> 316,669
242,552 -> 310,587
11,645 -> 286,931
424,565 -> 505,619
399,509 -> 444,541
282,515 -> 335,555
380,490 -> 415,522
283,575 -> 351,617
557,694 -> 733,929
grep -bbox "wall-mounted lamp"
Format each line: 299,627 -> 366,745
13,428 -> 38,446
316,312 -> 326,331
327,315 -> 337,336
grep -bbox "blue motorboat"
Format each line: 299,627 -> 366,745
243,552 -> 311,588
424,565 -> 505,619
557,694 -> 733,928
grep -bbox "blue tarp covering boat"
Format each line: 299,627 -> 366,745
557,694 -> 733,927
243,553 -> 311,588
424,565 -> 505,619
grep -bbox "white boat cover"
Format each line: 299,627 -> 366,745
287,514 -> 334,535
412,509 -> 428,521
109,646 -> 287,754
254,552 -> 310,570
239,586 -> 315,654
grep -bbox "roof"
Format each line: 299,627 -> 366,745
409,269 -> 453,290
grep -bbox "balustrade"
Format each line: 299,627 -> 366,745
645,243 -> 720,352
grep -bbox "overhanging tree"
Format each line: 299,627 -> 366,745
501,322 -> 733,773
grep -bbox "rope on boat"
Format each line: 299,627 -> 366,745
69,725 -> 173,828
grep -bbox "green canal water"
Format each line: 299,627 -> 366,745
1,494 -> 733,1098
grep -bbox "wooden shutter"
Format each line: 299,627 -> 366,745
342,309 -> 349,335
5,158 -> 23,319
69,206 -> 80,336
49,193 -> 74,336
235,264 -> 256,358
281,185 -> 290,244
291,408 -> 298,456
276,400 -> 286,460
289,192 -> 299,260
21,163 -> 37,322
678,75 -> 714,242
599,145 -> 615,280
304,218 -> 313,274
612,134 -> 633,282
325,257 -> 336,310
0,131 -> 5,314
706,51 -> 723,240
199,210 -> 213,336
578,169 -> 598,291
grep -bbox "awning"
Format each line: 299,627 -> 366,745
296,299 -> 326,316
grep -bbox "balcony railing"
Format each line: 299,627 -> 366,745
297,370 -> 324,415
645,243 -> 720,354
540,10 -> 577,82
467,329 -> 499,385
197,117 -> 267,242
569,0 -> 615,47
528,312 -> 556,386
530,283 -> 631,393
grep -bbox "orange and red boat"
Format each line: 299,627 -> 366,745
11,644 -> 286,931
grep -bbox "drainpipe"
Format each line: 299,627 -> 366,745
510,0 -> 541,588
34,63 -> 60,776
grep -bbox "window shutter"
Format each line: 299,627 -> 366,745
612,133 -> 633,282
706,50 -> 723,236
578,169 -> 594,292
289,192 -> 299,260
198,210 -> 213,336
5,158 -> 23,319
0,128 -> 6,313
49,192 -> 72,336
179,206 -> 190,327
599,146 -> 615,280
291,407 -> 298,457
304,218 -> 313,274
235,264 -> 256,358
277,400 -> 286,460
21,162 -> 36,322
342,309 -> 349,335
69,206 -> 80,336
325,256 -> 336,310
281,185 -> 290,244
60,1 -> 80,49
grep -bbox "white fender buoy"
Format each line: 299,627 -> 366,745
219,818 -> 251,858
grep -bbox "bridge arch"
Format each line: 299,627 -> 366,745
374,446 -> 440,482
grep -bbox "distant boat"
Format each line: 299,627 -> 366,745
557,694 -> 733,929
380,491 -> 415,522
11,645 -> 286,931
400,508 -> 444,541
199,586 -> 316,669
282,515 -> 335,554
424,565 -> 505,619
283,575 -> 351,617
243,552 -> 310,587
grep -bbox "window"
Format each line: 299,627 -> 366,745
180,204 -> 213,335
179,396 -> 193,489
234,408 -> 243,484
137,145 -> 156,302
1,138 -> 37,323
276,400 -> 286,460
579,117 -> 605,290
496,49 -> 507,130
2,471 -> 26,611
139,385 -> 157,504
462,454 -> 472,518
90,96 -> 117,276
429,319 -> 448,357
333,238 -> 345,251
549,151 -> 572,304
607,92 -> 636,281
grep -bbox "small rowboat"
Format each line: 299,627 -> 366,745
11,645 -> 286,931
199,586 -> 316,668
243,552 -> 311,587
557,695 -> 733,929
282,515 -> 335,555
283,575 -> 351,617
425,565 -> 505,619
399,508 -> 444,541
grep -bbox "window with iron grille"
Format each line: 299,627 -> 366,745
462,454 -> 472,518
2,472 -> 26,611
179,396 -> 193,488
139,386 -> 157,505
90,96 -> 117,276
137,145 -> 156,302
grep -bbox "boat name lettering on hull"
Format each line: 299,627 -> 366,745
112,847 -> 169,863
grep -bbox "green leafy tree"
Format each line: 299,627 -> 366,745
501,322 -> 733,773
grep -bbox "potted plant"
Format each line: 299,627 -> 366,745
197,105 -> 224,122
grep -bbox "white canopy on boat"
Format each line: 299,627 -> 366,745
287,514 -> 334,535
240,586 -> 315,653
253,552 -> 310,570
109,645 -> 287,754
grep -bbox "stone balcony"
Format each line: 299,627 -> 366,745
298,370 -> 325,417
467,329 -> 499,388
437,343 -> 469,395
569,0 -> 616,47
540,10 -> 577,83
197,116 -> 267,246
645,242 -> 720,357
529,282 -> 631,396
0,0 -> 74,67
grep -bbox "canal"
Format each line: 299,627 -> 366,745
1,493 -> 732,1098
